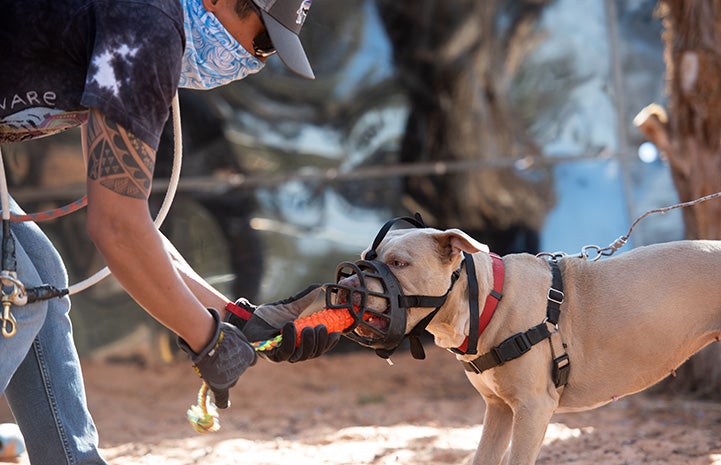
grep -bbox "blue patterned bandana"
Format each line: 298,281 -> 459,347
179,0 -> 265,89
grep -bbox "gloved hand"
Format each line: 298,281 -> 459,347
178,307 -> 257,408
227,285 -> 341,363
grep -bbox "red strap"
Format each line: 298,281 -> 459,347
225,301 -> 253,321
455,253 -> 504,353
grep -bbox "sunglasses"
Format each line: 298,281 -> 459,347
248,2 -> 277,58
253,31 -> 276,58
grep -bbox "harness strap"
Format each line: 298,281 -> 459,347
546,261 -> 570,387
464,252 -> 480,355
460,261 -> 570,388
461,322 -> 552,374
451,252 -> 504,355
547,263 -> 563,325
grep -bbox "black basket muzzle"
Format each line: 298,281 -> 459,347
325,259 -> 408,352
324,213 -> 460,359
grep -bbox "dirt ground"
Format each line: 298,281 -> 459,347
2,342 -> 721,465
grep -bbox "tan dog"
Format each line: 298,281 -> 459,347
352,227 -> 721,465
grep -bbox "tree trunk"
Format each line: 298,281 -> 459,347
375,0 -> 555,253
635,0 -> 721,398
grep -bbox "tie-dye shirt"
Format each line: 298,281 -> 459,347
0,0 -> 184,150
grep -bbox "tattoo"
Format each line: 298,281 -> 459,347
86,111 -> 155,199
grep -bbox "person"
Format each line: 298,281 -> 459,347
0,0 -> 338,463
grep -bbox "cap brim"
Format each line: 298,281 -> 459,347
261,10 -> 315,80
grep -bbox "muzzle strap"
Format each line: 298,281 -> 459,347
365,213 -> 426,261
401,308 -> 440,360
398,295 -> 448,308
387,265 -> 463,360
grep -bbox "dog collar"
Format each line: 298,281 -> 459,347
451,252 -> 504,355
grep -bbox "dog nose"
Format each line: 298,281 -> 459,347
335,288 -> 349,305
338,275 -> 360,288
335,276 -> 364,308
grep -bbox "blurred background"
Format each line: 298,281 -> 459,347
0,0 -> 688,363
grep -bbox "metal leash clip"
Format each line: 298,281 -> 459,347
0,272 -> 27,338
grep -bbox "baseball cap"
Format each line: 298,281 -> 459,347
252,0 -> 315,79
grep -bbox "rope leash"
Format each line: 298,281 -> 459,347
538,191 -> 721,262
0,94 -> 183,338
8,197 -> 88,223
624,191 -> 721,241
187,307 -> 357,433
186,337 -> 283,434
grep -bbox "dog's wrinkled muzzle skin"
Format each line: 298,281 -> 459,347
325,259 -> 408,354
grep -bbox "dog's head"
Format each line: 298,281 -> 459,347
329,227 -> 489,353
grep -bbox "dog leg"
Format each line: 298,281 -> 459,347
505,398 -> 556,465
470,397 -> 513,465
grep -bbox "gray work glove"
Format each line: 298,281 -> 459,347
178,307 -> 257,408
227,285 -> 340,363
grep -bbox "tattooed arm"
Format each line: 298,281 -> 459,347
84,108 -> 222,352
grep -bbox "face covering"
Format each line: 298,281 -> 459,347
179,0 -> 265,89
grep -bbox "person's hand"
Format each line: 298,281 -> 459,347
178,308 -> 257,408
228,285 -> 341,363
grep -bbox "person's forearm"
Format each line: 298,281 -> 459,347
161,234 -> 232,318
83,107 -> 220,353
87,184 -> 214,353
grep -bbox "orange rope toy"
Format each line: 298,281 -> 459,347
187,306 -> 357,433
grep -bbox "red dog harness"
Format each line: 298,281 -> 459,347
455,255 -> 570,388
452,253 -> 504,354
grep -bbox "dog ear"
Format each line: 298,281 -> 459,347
437,229 -> 490,261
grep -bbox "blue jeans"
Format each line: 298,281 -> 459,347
0,198 -> 106,465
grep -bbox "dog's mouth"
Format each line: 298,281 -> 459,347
334,277 -> 391,338
355,310 -> 389,338
328,258 -> 410,353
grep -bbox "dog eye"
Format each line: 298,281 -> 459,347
389,259 -> 408,269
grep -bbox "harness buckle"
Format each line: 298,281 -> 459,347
462,359 -> 482,374
552,353 -> 571,387
492,332 -> 532,364
547,287 -> 564,304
